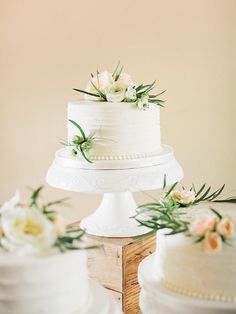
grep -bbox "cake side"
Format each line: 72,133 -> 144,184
0,249 -> 90,314
153,205 -> 236,302
67,101 -> 162,160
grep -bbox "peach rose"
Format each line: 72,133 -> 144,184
189,215 -> 216,236
171,190 -> 195,205
216,217 -> 235,240
203,232 -> 222,254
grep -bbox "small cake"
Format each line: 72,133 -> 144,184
63,63 -> 165,163
137,183 -> 236,307
0,188 -> 91,314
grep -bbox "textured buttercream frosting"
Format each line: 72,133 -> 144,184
67,101 -> 162,160
0,249 -> 90,314
153,204 -> 236,302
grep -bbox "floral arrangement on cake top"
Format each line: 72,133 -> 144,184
0,186 -> 88,255
73,62 -> 165,110
135,179 -> 236,254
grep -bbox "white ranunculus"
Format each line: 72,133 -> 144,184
137,95 -> 149,110
85,71 -> 114,101
125,86 -> 137,101
106,83 -> 125,102
117,73 -> 135,89
1,207 -> 57,254
0,191 -> 20,214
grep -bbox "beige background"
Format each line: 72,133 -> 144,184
1,0 -> 236,222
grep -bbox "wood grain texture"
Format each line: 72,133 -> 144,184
71,221 -> 156,313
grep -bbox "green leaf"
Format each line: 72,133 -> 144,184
69,120 -> 86,140
195,183 -> 206,197
80,147 -> 92,163
163,174 -> 167,190
45,197 -> 69,208
114,65 -> 124,81
165,182 -> 178,197
30,186 -> 44,207
112,61 -> 120,77
210,207 -> 223,219
90,81 -> 106,100
73,88 -> 100,98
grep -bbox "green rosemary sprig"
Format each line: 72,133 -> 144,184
61,120 -> 94,163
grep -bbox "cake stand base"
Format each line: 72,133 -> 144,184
80,192 -> 150,237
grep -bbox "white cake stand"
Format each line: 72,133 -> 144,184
138,254 -> 236,314
46,145 -> 183,237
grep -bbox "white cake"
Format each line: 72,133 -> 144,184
0,249 -> 91,314
67,101 -> 162,161
153,204 -> 236,303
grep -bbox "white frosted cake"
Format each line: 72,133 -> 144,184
0,189 -> 90,314
61,63 -> 167,166
0,250 -> 90,314
67,101 -> 162,161
153,204 -> 236,303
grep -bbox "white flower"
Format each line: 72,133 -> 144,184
189,215 -> 217,237
1,207 -> 57,254
0,191 -> 20,214
216,217 -> 235,240
171,190 -> 196,205
203,232 -> 222,254
106,83 -> 125,102
137,95 -> 149,110
125,86 -> 137,101
117,73 -> 135,89
85,71 -> 114,101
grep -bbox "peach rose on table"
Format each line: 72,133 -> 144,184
189,215 -> 217,236
171,190 -> 195,205
203,232 -> 222,254
216,217 -> 235,240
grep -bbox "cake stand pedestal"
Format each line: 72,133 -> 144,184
46,146 -> 183,237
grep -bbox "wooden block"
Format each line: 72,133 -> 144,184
72,222 -> 156,314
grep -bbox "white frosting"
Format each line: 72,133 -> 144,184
0,249 -> 90,314
67,101 -> 162,160
153,204 -> 236,302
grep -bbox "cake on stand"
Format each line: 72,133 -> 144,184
46,144 -> 183,237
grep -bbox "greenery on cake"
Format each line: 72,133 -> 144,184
135,179 -> 236,254
73,62 -> 165,110
61,119 -> 95,163
0,186 -> 90,254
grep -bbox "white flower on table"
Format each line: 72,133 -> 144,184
171,189 -> 196,205
216,217 -> 235,240
189,214 -> 217,237
203,231 -> 222,254
1,207 -> 57,254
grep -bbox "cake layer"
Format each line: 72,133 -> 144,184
153,204 -> 236,302
67,101 -> 162,160
0,249 -> 90,314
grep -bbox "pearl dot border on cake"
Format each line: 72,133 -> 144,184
162,279 -> 236,303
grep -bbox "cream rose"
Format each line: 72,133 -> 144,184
117,73 -> 135,89
216,217 -> 235,240
84,71 -> 114,101
189,215 -> 217,236
137,95 -> 149,110
106,82 -> 125,102
203,232 -> 222,254
125,86 -> 137,101
1,207 -> 57,254
171,190 -> 195,205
